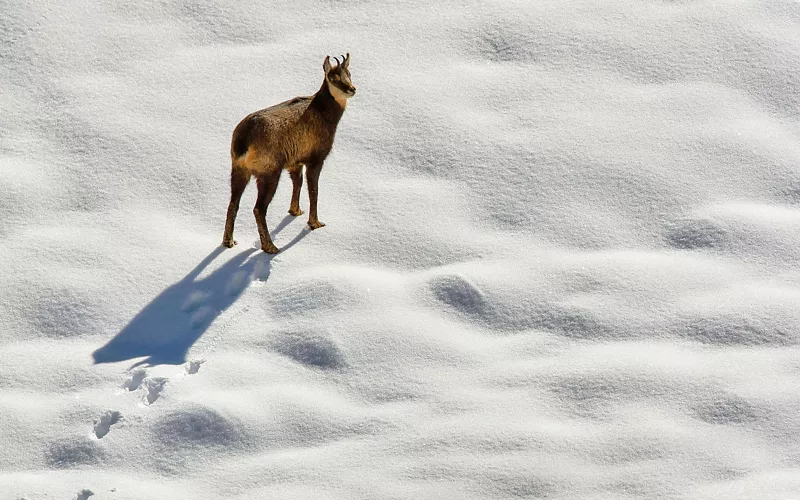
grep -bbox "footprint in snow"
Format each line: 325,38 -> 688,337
76,490 -> 94,500
122,360 -> 202,406
185,359 -> 205,374
93,410 -> 121,439
120,368 -> 165,404
143,377 -> 168,405
121,368 -> 146,391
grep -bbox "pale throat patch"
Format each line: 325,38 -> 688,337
327,79 -> 350,108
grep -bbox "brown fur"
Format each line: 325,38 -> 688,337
222,54 -> 355,253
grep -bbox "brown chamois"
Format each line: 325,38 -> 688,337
222,53 -> 356,253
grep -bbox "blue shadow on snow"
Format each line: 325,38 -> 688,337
92,216 -> 307,367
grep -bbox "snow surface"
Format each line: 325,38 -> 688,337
2,0 -> 800,498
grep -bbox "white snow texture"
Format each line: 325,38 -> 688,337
2,1 -> 800,499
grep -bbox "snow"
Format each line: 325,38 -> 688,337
2,0 -> 800,498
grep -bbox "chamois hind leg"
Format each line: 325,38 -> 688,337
222,166 -> 250,248
306,162 -> 325,230
253,170 -> 281,254
288,166 -> 304,216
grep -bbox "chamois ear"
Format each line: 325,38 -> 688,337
323,55 -> 332,74
342,52 -> 350,70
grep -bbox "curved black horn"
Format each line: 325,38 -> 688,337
333,56 -> 340,66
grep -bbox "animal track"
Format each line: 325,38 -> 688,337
121,368 -> 146,391
144,377 -> 168,405
76,490 -> 94,500
92,360 -> 206,447
185,359 -> 205,374
93,410 -> 121,439
119,361 -> 201,408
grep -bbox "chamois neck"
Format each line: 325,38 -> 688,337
311,79 -> 347,121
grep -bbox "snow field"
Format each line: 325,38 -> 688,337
2,0 -> 800,498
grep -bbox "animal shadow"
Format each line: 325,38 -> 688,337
93,216 -> 307,367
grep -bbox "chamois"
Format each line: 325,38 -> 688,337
222,53 -> 356,253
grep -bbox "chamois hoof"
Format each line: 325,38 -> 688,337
222,239 -> 237,248
307,220 -> 326,230
288,208 -> 304,216
261,243 -> 280,254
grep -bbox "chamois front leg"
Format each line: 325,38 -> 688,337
306,162 -> 325,230
288,167 -> 304,216
253,171 -> 281,254
222,166 -> 250,248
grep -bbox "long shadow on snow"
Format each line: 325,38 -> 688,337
93,216 -> 308,367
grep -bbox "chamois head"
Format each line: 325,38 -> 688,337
323,53 -> 356,101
